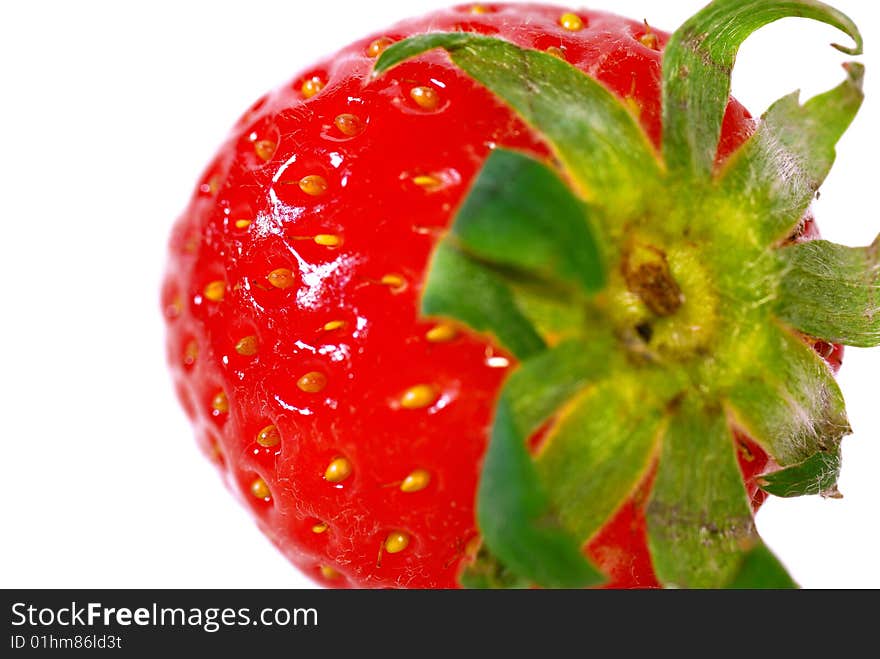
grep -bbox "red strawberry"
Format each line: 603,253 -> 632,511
163,2 -> 875,588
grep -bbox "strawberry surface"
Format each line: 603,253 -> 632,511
162,3 -> 851,588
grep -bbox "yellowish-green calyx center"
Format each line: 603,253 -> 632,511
599,231 -> 721,365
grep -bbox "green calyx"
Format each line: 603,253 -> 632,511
374,0 -> 875,589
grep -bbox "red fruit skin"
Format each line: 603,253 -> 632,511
162,3 -> 822,588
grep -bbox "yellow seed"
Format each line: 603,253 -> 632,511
256,424 -> 281,448
738,442 -> 755,462
250,477 -> 270,499
203,280 -> 226,302
301,76 -> 325,98
183,339 -> 199,367
384,531 -> 410,554
366,36 -> 393,58
235,335 -> 258,356
324,457 -> 352,483
470,4 -> 490,14
267,268 -> 295,289
297,371 -> 327,393
234,219 -> 252,229
425,324 -> 458,343
334,113 -> 362,137
166,296 -> 182,319
183,233 -> 199,253
624,95 -> 642,119
410,86 -> 440,111
400,384 -> 438,409
400,469 -> 431,493
639,22 -> 660,50
199,176 -> 222,196
314,234 -> 341,247
559,12 -> 584,31
323,320 -> 346,332
546,46 -> 566,59
320,565 -> 340,579
412,174 -> 442,190
212,391 -> 229,414
380,273 -> 407,291
298,174 -> 328,196
312,522 -> 328,534
253,139 -> 277,161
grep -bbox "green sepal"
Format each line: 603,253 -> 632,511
505,282 -> 590,344
372,32 -> 473,72
504,338 -> 613,436
375,32 -> 663,218
477,396 -> 604,589
725,543 -> 799,589
458,546 -> 533,589
776,236 -> 880,347
420,147 -> 610,358
535,374 -> 667,543
724,325 -> 850,467
451,148 -> 604,294
718,63 -> 864,245
647,397 -> 783,588
759,447 -> 842,498
663,0 -> 862,180
469,339 -> 613,588
421,241 -> 545,359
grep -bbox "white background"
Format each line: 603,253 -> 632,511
1,0 -> 878,589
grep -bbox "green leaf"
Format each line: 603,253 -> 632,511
477,395 -> 604,589
421,241 -> 545,359
776,236 -> 880,347
646,398 -> 766,588
663,0 -> 862,180
451,148 -> 604,294
504,337 -> 613,437
375,32 -> 662,218
724,324 -> 850,468
372,32 -> 473,72
535,374 -> 667,542
759,447 -> 842,498
504,282 -> 591,344
725,543 -> 799,588
718,63 -> 864,245
472,339 -> 612,588
458,546 -> 533,589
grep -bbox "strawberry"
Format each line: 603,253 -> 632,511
162,1 -> 877,588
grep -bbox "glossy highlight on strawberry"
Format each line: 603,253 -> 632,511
162,1 -> 877,589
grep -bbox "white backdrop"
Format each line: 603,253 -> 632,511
1,0 -> 878,589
